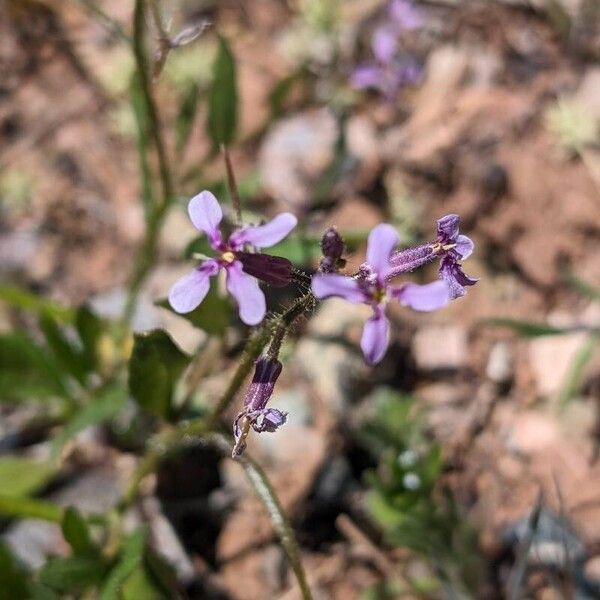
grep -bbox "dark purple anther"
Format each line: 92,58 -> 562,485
232,357 -> 287,458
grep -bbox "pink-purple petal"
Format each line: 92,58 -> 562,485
360,312 -> 390,365
455,234 -> 474,259
372,26 -> 397,62
168,260 -> 220,314
351,64 -> 384,90
392,280 -> 450,312
311,274 -> 368,304
229,213 -> 297,249
226,261 -> 266,325
188,191 -> 223,247
365,223 -> 400,279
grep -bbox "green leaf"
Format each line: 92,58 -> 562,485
75,306 -> 104,372
61,508 -> 95,556
558,335 -> 600,410
175,82 -> 200,155
0,284 -> 73,323
483,318 -> 568,337
0,332 -> 67,402
0,543 -> 29,599
40,314 -> 88,385
207,36 -> 237,147
99,528 -> 146,600
0,495 -> 63,523
156,281 -> 232,336
121,566 -> 163,600
52,386 -> 127,455
129,330 -> 190,419
38,556 -> 105,593
269,234 -> 322,264
0,457 -> 56,498
562,272 -> 600,303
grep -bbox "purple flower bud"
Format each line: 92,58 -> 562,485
236,252 -> 293,288
232,357 -> 287,458
321,227 -> 345,260
319,227 -> 346,273
244,357 -> 282,412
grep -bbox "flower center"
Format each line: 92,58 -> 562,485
372,287 -> 387,304
431,241 -> 456,254
221,251 -> 236,263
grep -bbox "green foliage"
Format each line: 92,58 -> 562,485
359,389 -> 482,595
99,528 -> 145,600
0,543 -> 29,599
484,318 -> 567,337
75,306 -> 104,373
207,36 -> 238,148
176,82 -> 200,155
61,508 -> 96,556
38,556 -> 106,594
129,330 -> 191,419
0,284 -> 73,323
0,332 -> 67,402
52,385 -> 127,455
0,457 -> 56,498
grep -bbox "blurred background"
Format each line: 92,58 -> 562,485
1,0 -> 600,598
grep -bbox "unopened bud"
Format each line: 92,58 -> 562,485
237,252 -> 293,287
319,227 -> 345,273
244,357 -> 282,412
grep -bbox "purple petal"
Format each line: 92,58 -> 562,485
229,213 -> 297,249
436,214 -> 460,242
226,261 -> 266,325
251,408 -> 287,433
372,26 -> 397,62
365,224 -> 400,280
455,234 -> 474,259
168,260 -> 220,314
390,0 -> 422,30
311,274 -> 368,304
188,191 -> 223,248
360,311 -> 390,365
351,64 -> 384,90
392,280 -> 450,312
439,255 -> 478,299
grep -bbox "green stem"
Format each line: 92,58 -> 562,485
123,0 -> 176,327
211,434 -> 312,600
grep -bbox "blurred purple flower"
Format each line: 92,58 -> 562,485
232,356 -> 287,457
389,0 -> 422,30
387,214 -> 478,299
351,0 -> 423,98
168,191 -> 297,325
312,224 -> 450,364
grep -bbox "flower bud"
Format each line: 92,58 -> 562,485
319,227 -> 346,273
244,357 -> 283,412
236,252 -> 293,287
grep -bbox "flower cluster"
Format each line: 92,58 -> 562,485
168,191 -> 476,455
351,0 -> 423,98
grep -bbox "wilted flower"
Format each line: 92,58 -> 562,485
169,191 -> 297,325
312,224 -> 450,364
232,357 -> 287,457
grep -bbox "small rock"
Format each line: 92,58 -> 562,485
412,325 -> 468,371
486,341 -> 513,384
585,555 -> 600,582
259,108 -> 338,210
506,412 -> 560,457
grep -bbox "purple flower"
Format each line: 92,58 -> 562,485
232,357 -> 287,457
312,224 -> 450,365
389,0 -> 422,30
351,0 -> 423,98
168,191 -> 297,325
387,214 -> 477,299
